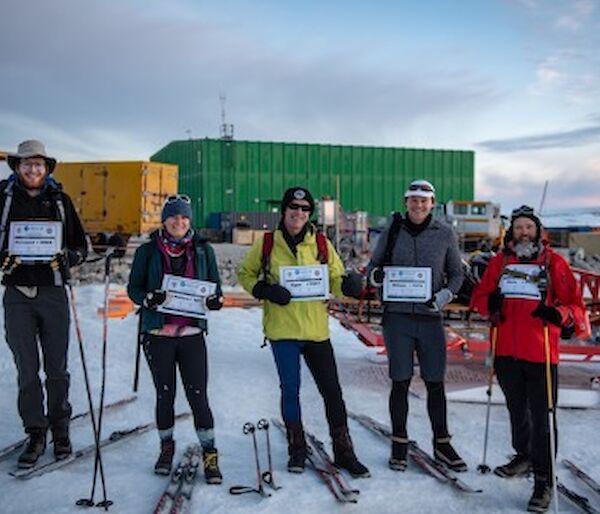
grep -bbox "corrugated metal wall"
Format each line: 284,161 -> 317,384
151,138 -> 474,227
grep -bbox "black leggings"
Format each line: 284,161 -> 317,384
144,333 -> 214,431
390,379 -> 448,438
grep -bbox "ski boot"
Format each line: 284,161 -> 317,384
494,454 -> 531,478
52,428 -> 72,460
203,448 -> 223,484
527,476 -> 552,512
433,436 -> 467,472
154,439 -> 175,475
18,430 -> 47,469
286,422 -> 307,473
389,436 -> 408,471
332,426 -> 370,478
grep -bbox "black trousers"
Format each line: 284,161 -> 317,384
495,356 -> 558,479
144,333 -> 214,432
3,286 -> 72,434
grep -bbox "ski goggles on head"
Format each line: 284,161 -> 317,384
165,194 -> 191,204
405,180 -> 435,198
408,183 -> 434,193
287,202 -> 312,212
511,205 -> 536,219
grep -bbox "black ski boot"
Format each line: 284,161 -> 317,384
494,454 -> 531,478
527,476 -> 552,513
332,426 -> 370,478
433,436 -> 467,472
18,430 -> 47,469
52,429 -> 72,460
154,439 -> 175,475
203,448 -> 223,484
286,422 -> 307,473
389,436 -> 408,471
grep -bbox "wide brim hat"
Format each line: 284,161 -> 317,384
7,140 -> 57,173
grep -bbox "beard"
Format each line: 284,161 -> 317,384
513,240 -> 540,260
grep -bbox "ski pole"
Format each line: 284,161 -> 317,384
544,324 -> 559,514
257,418 -> 281,491
133,308 -> 142,393
88,248 -> 115,510
478,324 -> 498,474
245,421 -> 269,497
68,284 -> 112,509
228,422 -> 271,498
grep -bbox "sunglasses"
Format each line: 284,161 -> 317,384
408,184 -> 434,193
288,202 -> 312,212
165,194 -> 191,204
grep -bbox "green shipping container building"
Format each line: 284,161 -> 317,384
151,138 -> 474,227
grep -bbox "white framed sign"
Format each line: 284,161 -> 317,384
8,221 -> 63,262
279,264 -> 330,301
157,274 -> 216,319
383,266 -> 432,302
499,264 -> 542,300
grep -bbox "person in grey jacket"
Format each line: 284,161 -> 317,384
368,179 -> 466,472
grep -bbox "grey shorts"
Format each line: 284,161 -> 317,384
382,312 -> 446,382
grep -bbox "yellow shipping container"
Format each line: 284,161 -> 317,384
54,161 -> 178,237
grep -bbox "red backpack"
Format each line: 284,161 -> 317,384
260,230 -> 329,279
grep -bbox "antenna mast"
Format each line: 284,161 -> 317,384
219,92 -> 234,140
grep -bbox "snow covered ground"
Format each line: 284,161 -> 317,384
1,284 -> 599,513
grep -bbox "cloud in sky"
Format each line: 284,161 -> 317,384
1,0 -> 599,212
477,124 -> 600,152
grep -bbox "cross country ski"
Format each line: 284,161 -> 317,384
557,481 -> 600,514
0,395 -> 137,462
153,444 -> 202,514
563,459 -> 600,497
348,411 -> 482,494
272,419 -> 359,503
10,413 -> 191,480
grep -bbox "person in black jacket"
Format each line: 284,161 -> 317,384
1,140 -> 87,468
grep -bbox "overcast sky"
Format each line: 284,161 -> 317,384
1,0 -> 599,213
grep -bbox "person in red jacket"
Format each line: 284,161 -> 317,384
470,205 -> 585,513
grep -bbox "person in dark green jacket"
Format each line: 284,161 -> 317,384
127,195 -> 223,484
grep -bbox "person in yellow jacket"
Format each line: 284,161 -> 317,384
238,186 -> 369,478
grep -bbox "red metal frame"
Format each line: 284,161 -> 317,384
336,315 -> 600,364
334,266 -> 600,364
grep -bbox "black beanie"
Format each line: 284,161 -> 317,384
505,205 -> 542,243
280,187 -> 315,214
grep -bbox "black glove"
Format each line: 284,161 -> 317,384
370,267 -> 385,286
66,249 -> 84,267
144,290 -> 167,309
205,294 -> 224,311
531,302 -> 562,327
252,281 -> 292,306
341,271 -> 364,299
0,251 -> 20,273
486,288 -> 503,321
